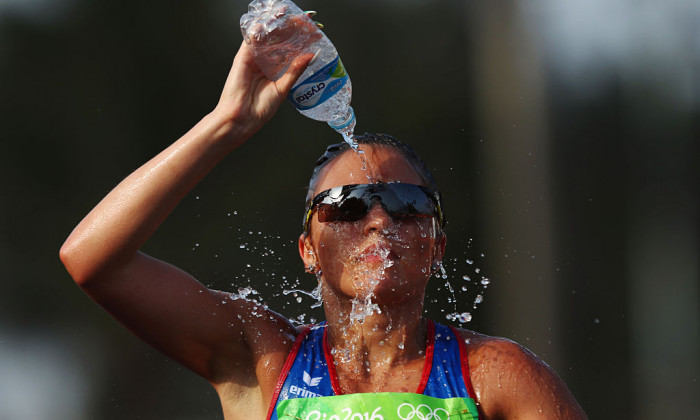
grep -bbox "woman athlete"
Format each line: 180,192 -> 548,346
60,35 -> 587,420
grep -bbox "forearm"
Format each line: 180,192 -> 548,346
60,111 -> 244,285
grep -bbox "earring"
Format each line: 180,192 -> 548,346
306,262 -> 320,274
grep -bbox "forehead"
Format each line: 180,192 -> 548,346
313,145 -> 426,195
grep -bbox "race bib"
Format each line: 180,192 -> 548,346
278,392 -> 479,420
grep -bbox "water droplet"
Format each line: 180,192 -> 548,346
446,312 -> 472,323
458,312 -> 472,323
480,277 -> 490,286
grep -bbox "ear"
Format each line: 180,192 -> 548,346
298,233 -> 317,272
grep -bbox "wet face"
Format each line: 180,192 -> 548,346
298,145 -> 446,306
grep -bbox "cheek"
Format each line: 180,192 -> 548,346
314,224 -> 361,262
393,219 -> 438,252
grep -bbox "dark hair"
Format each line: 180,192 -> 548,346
304,132 -> 444,227
305,133 -> 440,201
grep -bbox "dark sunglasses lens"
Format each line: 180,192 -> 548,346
382,185 -> 436,218
317,196 -> 368,223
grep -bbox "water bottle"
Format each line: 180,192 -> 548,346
240,0 -> 356,145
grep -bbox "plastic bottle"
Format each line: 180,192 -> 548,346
240,0 -> 356,146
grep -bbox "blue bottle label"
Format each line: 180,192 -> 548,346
288,55 -> 348,111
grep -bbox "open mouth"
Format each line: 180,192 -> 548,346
356,242 -> 399,264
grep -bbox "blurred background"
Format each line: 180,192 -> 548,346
1,0 -> 698,418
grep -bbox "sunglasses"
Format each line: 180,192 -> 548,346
303,182 -> 444,232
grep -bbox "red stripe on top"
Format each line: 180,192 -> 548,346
324,320 -> 436,395
266,327 -> 312,420
322,326 -> 343,395
450,326 -> 477,400
416,319 -> 436,393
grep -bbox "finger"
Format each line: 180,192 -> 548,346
276,53 -> 314,95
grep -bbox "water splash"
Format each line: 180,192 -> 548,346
349,295 -> 382,324
309,281 -> 324,308
339,130 -> 367,173
283,288 -> 318,304
347,242 -> 392,324
341,130 -> 361,153
212,208 -> 493,330
431,241 -> 492,325
229,286 -> 259,300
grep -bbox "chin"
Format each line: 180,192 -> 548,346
357,276 -> 424,304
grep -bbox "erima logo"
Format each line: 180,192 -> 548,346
289,385 -> 321,398
303,371 -> 322,387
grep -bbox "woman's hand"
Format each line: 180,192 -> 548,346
213,41 -> 314,144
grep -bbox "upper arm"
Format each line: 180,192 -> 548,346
72,251 -> 296,384
467,337 -> 587,420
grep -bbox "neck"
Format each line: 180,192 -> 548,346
321,287 -> 429,392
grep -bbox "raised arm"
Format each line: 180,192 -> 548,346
59,42 -> 313,383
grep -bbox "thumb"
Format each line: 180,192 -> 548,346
276,52 -> 315,96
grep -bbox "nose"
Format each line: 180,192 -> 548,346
362,203 -> 392,235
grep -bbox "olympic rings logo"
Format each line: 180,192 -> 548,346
397,403 -> 449,420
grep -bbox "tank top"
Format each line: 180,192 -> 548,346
266,320 -> 479,420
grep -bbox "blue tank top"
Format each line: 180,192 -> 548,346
266,320 -> 478,420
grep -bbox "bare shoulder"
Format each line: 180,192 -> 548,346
219,295 -> 299,378
214,297 -> 300,418
453,328 -> 542,377
452,328 -> 587,420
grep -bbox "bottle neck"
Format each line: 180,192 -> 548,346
328,106 -> 355,131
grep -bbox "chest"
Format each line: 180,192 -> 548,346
278,323 -> 469,397
332,357 -> 426,393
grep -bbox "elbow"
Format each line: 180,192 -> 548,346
59,237 -> 95,287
